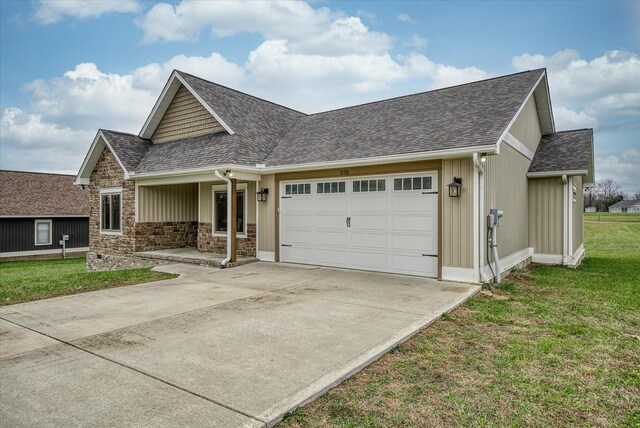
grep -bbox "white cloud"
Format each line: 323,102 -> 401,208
397,13 -> 414,24
33,0 -> 140,25
512,50 -> 640,123
404,34 -> 429,49
553,106 -> 599,130
403,53 -> 491,90
596,148 -> 640,193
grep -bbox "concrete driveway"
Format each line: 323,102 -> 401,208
0,262 -> 479,427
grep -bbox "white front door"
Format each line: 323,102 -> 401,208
280,172 -> 438,277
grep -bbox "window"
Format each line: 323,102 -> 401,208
34,219 -> 52,245
394,176 -> 433,191
352,179 -> 386,192
285,183 -> 311,195
100,190 -> 121,232
316,181 -> 346,194
213,188 -> 246,235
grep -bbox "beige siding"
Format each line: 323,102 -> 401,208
528,177 -> 563,255
509,95 -> 542,152
152,85 -> 225,143
572,175 -> 583,251
199,181 -> 256,224
258,174 -> 276,252
442,159 -> 474,268
484,144 -> 530,258
138,184 -> 198,222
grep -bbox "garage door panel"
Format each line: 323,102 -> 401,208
315,231 -> 348,247
350,251 -> 389,269
283,213 -> 314,228
315,198 -> 348,212
314,248 -> 349,266
391,254 -> 438,276
392,195 -> 437,213
283,198 -> 315,212
315,214 -> 348,229
283,229 -> 314,245
350,215 -> 386,231
391,215 -> 436,232
350,197 -> 387,213
391,234 -> 437,253
281,246 -> 316,263
350,231 -> 387,249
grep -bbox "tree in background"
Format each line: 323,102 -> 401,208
634,191 -> 640,200
584,178 -> 624,211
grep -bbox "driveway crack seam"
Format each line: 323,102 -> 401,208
0,316 -> 267,427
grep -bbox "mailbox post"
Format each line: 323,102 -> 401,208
59,234 -> 69,258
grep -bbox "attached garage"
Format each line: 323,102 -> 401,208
279,172 -> 439,277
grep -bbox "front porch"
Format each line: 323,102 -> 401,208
136,247 -> 258,268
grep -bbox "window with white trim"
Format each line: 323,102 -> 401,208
213,186 -> 246,235
353,179 -> 386,192
285,183 -> 311,195
34,219 -> 52,245
316,181 -> 345,194
394,176 -> 433,191
100,191 -> 122,232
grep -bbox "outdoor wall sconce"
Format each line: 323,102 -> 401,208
447,177 -> 462,197
480,154 -> 487,163
257,187 -> 269,202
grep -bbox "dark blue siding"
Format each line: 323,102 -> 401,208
0,217 -> 89,252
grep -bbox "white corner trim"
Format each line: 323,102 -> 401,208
481,247 -> 533,280
532,253 -> 563,264
257,251 -> 275,262
0,247 -> 89,258
568,244 -> 585,268
441,266 -> 478,283
503,133 -> 535,160
135,182 -> 139,223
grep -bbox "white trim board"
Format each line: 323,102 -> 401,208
0,247 -> 89,258
257,251 -> 275,262
481,247 -> 533,280
441,267 -> 478,283
503,133 -> 535,160
532,253 -> 563,264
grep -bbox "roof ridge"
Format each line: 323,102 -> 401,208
175,70 -> 307,116
304,68 -> 547,118
0,169 -> 76,177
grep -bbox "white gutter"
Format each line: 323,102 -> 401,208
527,170 -> 588,178
562,174 -> 568,266
473,153 -> 489,283
214,170 -> 232,268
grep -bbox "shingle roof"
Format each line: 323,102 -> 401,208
0,170 -> 89,216
265,69 -> 545,166
101,129 -> 152,173
609,199 -> 640,209
177,72 -> 304,166
528,129 -> 593,174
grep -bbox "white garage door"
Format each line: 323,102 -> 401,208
280,172 -> 438,277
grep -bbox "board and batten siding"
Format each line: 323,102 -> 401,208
138,184 -> 198,222
572,175 -> 584,252
0,217 -> 89,252
199,181 -> 256,224
441,159 -> 474,269
258,174 -> 276,253
151,85 -> 225,143
483,143 -> 530,258
509,95 -> 543,153
528,177 -> 563,255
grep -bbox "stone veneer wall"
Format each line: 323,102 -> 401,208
134,221 -> 198,252
198,223 -> 256,257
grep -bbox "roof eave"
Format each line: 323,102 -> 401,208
75,130 -> 131,185
527,169 -> 588,178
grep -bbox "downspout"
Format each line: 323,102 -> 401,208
473,153 -> 489,283
214,169 -> 232,268
562,174 -> 568,266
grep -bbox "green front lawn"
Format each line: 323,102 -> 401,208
281,218 -> 640,427
585,212 -> 640,222
0,258 -> 177,305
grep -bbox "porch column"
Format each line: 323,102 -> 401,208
230,178 -> 238,263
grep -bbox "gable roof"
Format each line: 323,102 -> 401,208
266,69 -> 546,166
0,170 -> 89,216
609,199 -> 640,209
78,68 -> 560,180
528,129 -> 594,182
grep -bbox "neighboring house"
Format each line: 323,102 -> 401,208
608,199 -> 640,213
1,170 -> 90,260
75,68 -> 594,283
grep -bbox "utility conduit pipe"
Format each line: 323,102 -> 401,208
214,169 -> 232,268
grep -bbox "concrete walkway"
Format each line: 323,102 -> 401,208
0,262 -> 479,427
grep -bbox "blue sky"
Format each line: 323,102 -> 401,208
1,0 -> 638,194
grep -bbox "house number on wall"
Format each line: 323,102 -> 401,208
340,169 -> 350,176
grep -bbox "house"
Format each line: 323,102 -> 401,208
75,68 -> 594,283
0,170 -> 90,260
609,199 -> 640,213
